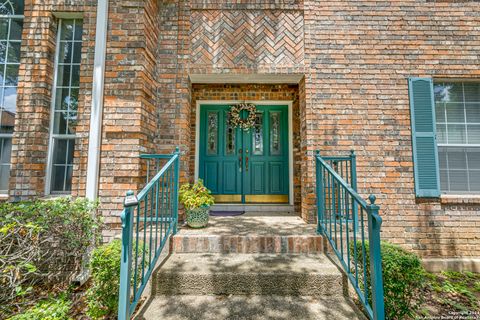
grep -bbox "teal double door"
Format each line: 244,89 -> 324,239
199,104 -> 289,204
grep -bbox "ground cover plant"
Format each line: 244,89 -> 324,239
416,271 -> 480,318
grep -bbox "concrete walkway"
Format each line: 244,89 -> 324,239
140,295 -> 361,320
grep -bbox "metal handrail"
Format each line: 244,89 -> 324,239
315,151 -> 385,320
118,148 -> 180,319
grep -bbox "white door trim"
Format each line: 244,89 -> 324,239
195,100 -> 294,206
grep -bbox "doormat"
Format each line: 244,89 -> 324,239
209,211 -> 245,217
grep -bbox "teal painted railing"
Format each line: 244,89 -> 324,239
118,149 -> 180,320
315,151 -> 385,320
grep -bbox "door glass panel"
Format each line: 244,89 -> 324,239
270,112 -> 281,155
225,112 -> 235,155
207,112 -> 218,155
252,113 -> 263,155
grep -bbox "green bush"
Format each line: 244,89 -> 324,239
0,197 -> 99,318
352,241 -> 426,320
8,295 -> 72,320
86,240 -> 122,319
179,179 -> 215,210
86,240 -> 148,319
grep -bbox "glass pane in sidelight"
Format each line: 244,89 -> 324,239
225,112 -> 235,155
270,111 -> 281,155
252,113 -> 263,155
207,112 -> 218,155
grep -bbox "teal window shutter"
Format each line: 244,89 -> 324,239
408,78 -> 440,197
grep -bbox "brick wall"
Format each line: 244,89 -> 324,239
8,0 -> 480,258
302,0 -> 480,257
159,0 -> 480,258
155,0 -> 192,180
99,0 -> 160,240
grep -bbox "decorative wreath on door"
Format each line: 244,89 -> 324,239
228,103 -> 257,131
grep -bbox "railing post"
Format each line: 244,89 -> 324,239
315,150 -> 325,234
118,190 -> 136,320
367,195 -> 385,320
315,150 -> 325,233
350,150 -> 357,191
172,147 -> 180,234
350,150 -> 359,235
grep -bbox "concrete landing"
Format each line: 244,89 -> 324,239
179,215 -> 317,236
153,253 -> 344,296
139,295 -> 361,320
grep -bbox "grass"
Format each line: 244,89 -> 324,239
416,271 -> 480,318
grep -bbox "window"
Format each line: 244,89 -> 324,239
434,82 -> 480,193
47,19 -> 82,193
0,0 -> 23,194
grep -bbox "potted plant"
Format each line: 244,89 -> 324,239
179,180 -> 215,228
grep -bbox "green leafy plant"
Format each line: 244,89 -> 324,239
86,240 -> 122,319
8,295 -> 72,320
0,198 -> 100,318
351,241 -> 426,320
86,240 -> 147,319
179,180 -> 215,210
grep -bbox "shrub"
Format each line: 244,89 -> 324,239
86,239 -> 148,319
8,295 -> 72,320
0,198 -> 100,318
179,179 -> 214,210
351,241 -> 426,319
86,240 -> 122,319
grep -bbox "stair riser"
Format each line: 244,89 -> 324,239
171,235 -> 324,254
153,274 -> 344,296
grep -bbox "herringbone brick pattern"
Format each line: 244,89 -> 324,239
190,10 -> 304,66
190,0 -> 303,10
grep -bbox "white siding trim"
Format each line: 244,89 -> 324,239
86,0 -> 108,200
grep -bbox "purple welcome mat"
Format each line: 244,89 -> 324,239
209,211 -> 245,217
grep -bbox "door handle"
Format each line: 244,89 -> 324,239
238,149 -> 243,172
245,148 -> 249,172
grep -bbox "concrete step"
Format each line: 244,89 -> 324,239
153,253 -> 344,296
171,234 -> 324,253
139,295 -> 362,320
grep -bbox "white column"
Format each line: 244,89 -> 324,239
86,0 -> 109,200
